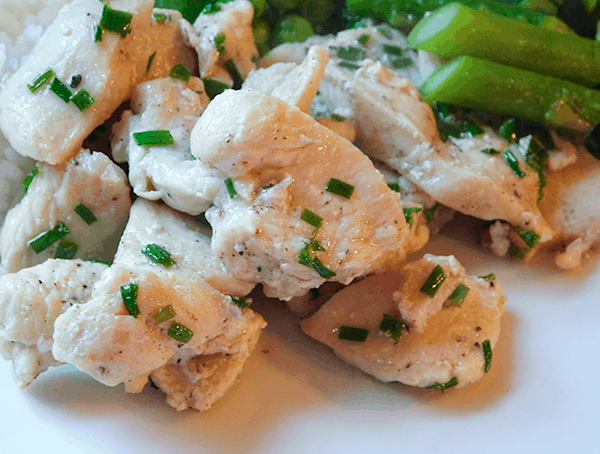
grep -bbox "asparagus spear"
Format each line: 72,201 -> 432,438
419,55 -> 600,133
346,0 -> 571,32
408,3 -> 600,88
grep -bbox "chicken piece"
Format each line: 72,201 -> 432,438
302,255 -> 505,388
243,45 -> 328,114
0,0 -> 155,165
0,259 -> 107,388
539,152 -> 600,269
52,199 -> 264,411
111,77 -> 223,215
0,149 -> 131,274
190,89 -> 410,300
144,8 -> 198,81
315,116 -> 357,143
181,0 -> 257,86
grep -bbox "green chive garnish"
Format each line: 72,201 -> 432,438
133,130 -> 174,146
74,202 -> 98,225
71,90 -> 94,112
426,377 -> 458,393
153,305 -> 177,323
54,238 -> 79,259
169,64 -> 191,83
504,150 -> 526,179
338,326 -> 369,342
203,78 -> 229,100
358,34 -> 371,45
509,244 -> 528,259
499,118 -> 516,143
99,5 -> 133,39
391,58 -> 413,69
301,209 -> 323,229
121,283 -> 140,318
310,257 -> 336,279
94,25 -> 103,42
423,203 -> 438,224
224,59 -> 243,89
420,264 -> 446,298
383,44 -> 404,56
28,222 -> 70,254
232,296 -> 249,309
297,239 -> 336,279
168,321 -> 194,343
146,52 -> 156,74
332,46 -> 365,61
387,182 -> 400,193
27,68 -> 54,93
514,226 -> 541,250
481,148 -> 502,155
152,12 -> 170,23
379,314 -> 405,341
326,178 -> 354,199
338,61 -> 360,71
141,243 -> 176,267
224,178 -> 237,199
403,207 -> 422,226
479,273 -> 496,281
448,283 -> 470,306
214,33 -> 226,56
482,339 -> 492,373
330,113 -> 347,122
50,77 -> 72,103
22,166 -> 39,193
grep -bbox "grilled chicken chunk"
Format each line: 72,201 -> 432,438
111,77 -> 223,215
52,199 -> 263,411
0,149 -> 131,274
0,259 -> 106,388
302,254 -> 505,388
191,89 -> 410,300
0,0 -> 155,165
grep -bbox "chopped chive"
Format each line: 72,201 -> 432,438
202,0 -> 227,14
224,178 -> 237,199
94,25 -> 103,42
448,283 -> 470,306
202,78 -> 229,100
120,283 -> 140,318
338,325 -> 369,342
214,33 -> 226,56
70,74 -> 82,89
338,61 -> 360,71
523,136 -> 549,202
479,273 -> 496,281
387,182 -> 401,193
146,52 -> 156,74
332,46 -> 365,61
391,57 -> 414,69
27,68 -> 54,93
377,27 -> 392,38
133,130 -> 174,146
514,226 -> 541,250
152,12 -> 170,23
420,264 -> 446,298
426,377 -> 458,393
99,5 -> 133,39
74,202 -> 98,225
330,113 -> 347,122
141,243 -> 176,267
481,148 -> 502,155
168,321 -> 194,343
301,208 -> 323,229
153,305 -> 177,323
49,77 -> 72,103
297,238 -> 336,279
224,59 -> 243,89
169,64 -> 191,83
423,203 -> 438,224
403,207 -> 422,226
499,118 -> 516,143
383,44 -> 404,56
232,296 -> 249,309
54,239 -> 79,259
310,257 -> 337,279
462,118 -> 484,136
358,33 -> 371,45
509,244 -> 528,259
28,222 -> 70,254
326,178 -> 354,199
482,339 -> 492,373
379,314 -> 405,341
71,89 -> 94,112
22,166 -> 39,193
504,150 -> 526,178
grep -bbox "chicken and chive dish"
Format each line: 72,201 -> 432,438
0,0 -> 598,411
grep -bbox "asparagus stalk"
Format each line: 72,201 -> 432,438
407,3 -> 600,87
419,55 -> 600,133
346,0 -> 571,32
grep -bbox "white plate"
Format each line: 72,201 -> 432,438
1,227 -> 598,453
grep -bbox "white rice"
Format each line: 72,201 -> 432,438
0,0 -> 70,219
